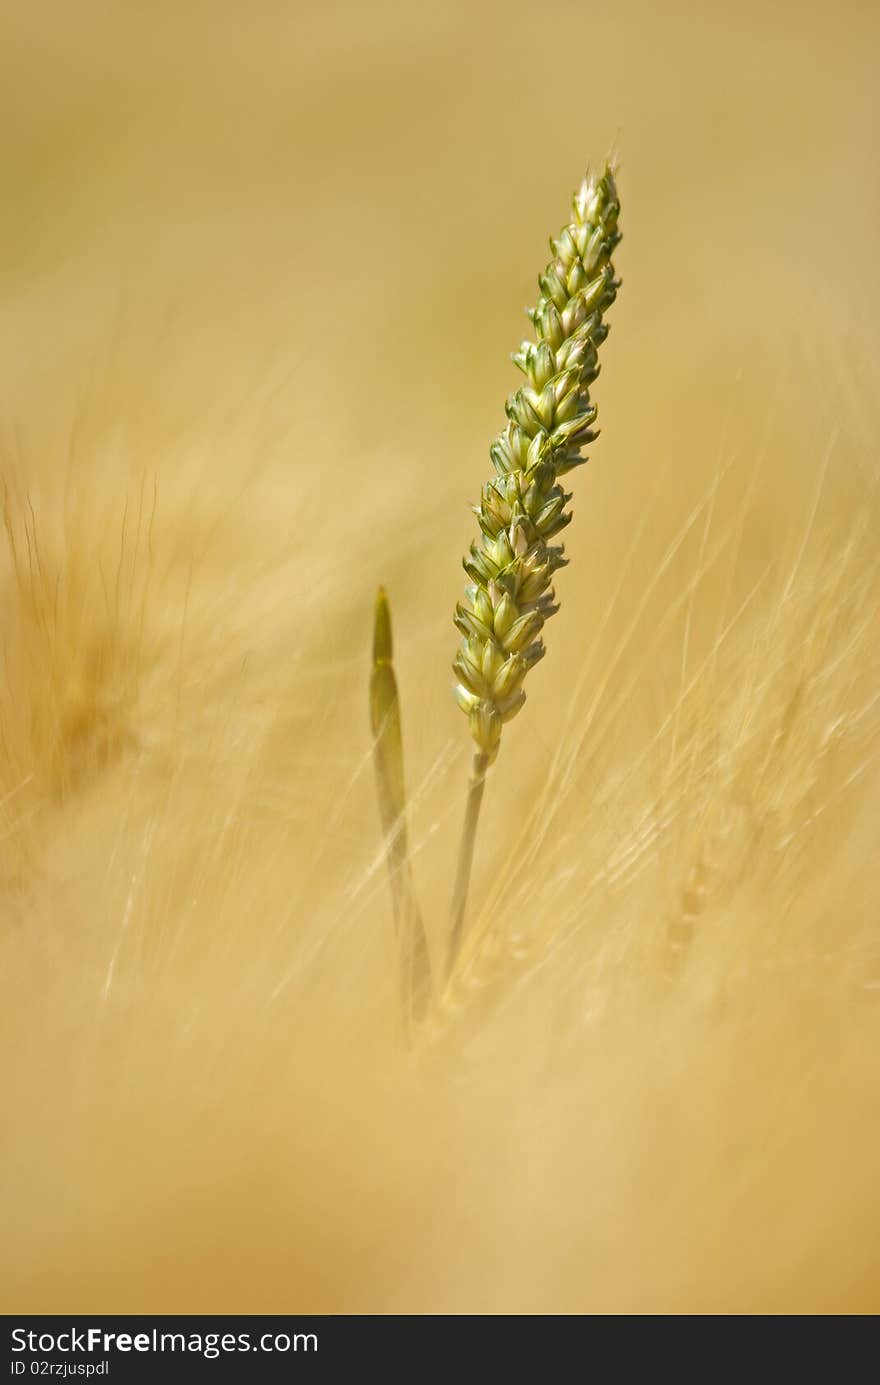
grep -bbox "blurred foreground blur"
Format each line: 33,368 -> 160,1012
1,0 -> 878,1312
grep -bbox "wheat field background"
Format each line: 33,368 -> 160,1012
1,0 -> 878,1313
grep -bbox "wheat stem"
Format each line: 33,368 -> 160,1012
447,752 -> 489,977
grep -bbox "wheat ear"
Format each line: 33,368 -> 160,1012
369,587 -> 432,1029
449,165 -> 622,973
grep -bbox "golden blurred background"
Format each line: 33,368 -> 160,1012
1,0 -> 879,1312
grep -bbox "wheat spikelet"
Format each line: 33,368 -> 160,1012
447,166 -> 621,971
453,166 -> 621,766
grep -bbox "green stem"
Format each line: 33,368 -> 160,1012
370,587 -> 432,1033
447,752 -> 489,978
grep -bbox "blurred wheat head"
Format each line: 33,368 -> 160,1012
1,0 -> 879,1315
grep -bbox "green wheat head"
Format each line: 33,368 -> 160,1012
372,163 -> 622,1015
453,167 -> 621,768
